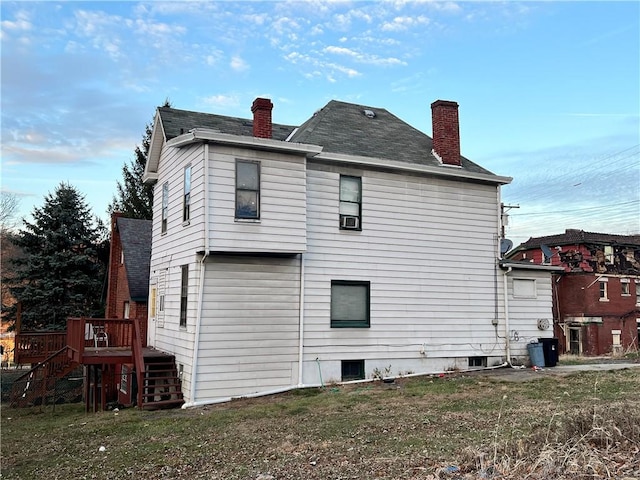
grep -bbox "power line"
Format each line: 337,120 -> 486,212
510,200 -> 639,217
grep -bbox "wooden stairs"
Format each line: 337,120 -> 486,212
140,353 -> 184,410
9,346 -> 80,408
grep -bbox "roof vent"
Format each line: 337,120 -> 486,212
363,109 -> 376,118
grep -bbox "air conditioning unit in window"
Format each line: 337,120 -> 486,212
341,216 -> 359,229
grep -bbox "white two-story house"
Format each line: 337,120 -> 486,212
143,98 -> 557,407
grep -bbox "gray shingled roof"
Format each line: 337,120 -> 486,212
517,229 -> 640,250
158,107 -> 296,141
117,217 -> 152,302
289,100 -> 494,175
158,101 -> 495,176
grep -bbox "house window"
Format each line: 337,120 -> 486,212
179,266 -> 188,327
150,287 -> 157,318
339,175 -> 361,230
621,278 -> 630,296
331,280 -> 370,328
341,360 -> 365,381
159,294 -> 165,312
469,356 -> 487,367
183,165 -> 191,222
120,365 -> 129,394
636,281 -> 640,306
513,278 -> 536,298
161,182 -> 169,234
236,160 -> 260,219
599,279 -> 608,301
604,246 -> 614,264
123,301 -> 130,319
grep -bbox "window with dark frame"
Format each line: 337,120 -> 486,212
161,182 -> 169,233
179,266 -> 188,327
331,280 -> 370,328
236,160 -> 260,219
339,175 -> 361,230
183,165 -> 191,222
341,360 -> 365,381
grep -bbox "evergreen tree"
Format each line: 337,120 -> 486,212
5,183 -> 106,331
108,100 -> 171,219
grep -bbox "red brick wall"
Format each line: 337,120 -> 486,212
251,98 -> 273,139
106,213 -> 123,318
431,100 -> 460,166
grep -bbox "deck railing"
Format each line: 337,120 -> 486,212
66,318 -> 148,363
14,332 -> 67,365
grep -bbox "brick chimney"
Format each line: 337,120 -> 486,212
431,100 -> 461,166
251,98 -> 273,139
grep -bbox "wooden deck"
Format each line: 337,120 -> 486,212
81,346 -> 169,364
12,318 -> 183,411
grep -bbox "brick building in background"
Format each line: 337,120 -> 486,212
105,214 -> 152,323
508,229 -> 640,356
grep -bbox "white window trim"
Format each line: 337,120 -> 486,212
599,278 -> 609,302
621,278 -> 630,296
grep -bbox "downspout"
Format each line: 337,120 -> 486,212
503,266 -> 513,364
187,142 -> 210,407
297,253 -> 305,387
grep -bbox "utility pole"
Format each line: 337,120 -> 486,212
500,203 -> 519,239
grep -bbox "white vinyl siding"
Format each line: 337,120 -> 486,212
302,164 -> 502,377
507,271 -> 554,355
208,146 -> 307,253
193,256 -> 300,402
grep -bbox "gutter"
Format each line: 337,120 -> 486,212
309,152 -> 512,186
167,128 -> 323,157
502,266 -> 513,364
189,142 -> 211,405
297,253 -> 305,387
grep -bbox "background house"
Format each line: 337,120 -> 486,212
507,229 -> 640,355
142,97 -> 557,407
105,213 -> 152,323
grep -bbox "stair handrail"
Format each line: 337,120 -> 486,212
9,345 -> 74,407
131,318 -> 145,408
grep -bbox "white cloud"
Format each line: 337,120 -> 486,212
1,10 -> 32,31
201,94 -> 241,109
324,45 -> 407,66
132,18 -> 186,37
230,56 -> 249,72
381,15 -> 431,31
284,51 -> 361,79
243,13 -> 270,25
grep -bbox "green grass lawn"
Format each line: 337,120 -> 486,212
2,368 -> 639,479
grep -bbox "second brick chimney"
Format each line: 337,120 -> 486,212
431,100 -> 461,166
251,98 -> 273,139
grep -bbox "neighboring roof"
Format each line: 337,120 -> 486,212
117,217 -> 152,302
514,229 -> 640,251
289,100 -> 494,175
157,107 -> 296,142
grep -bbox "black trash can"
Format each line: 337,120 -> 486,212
538,337 -> 559,367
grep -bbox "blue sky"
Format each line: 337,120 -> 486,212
2,1 -> 639,246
